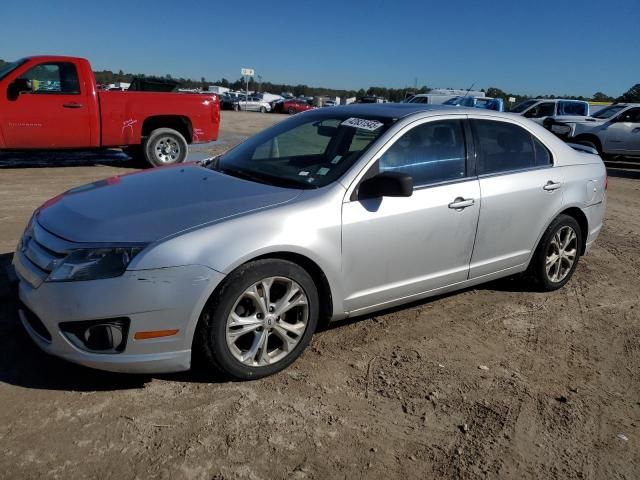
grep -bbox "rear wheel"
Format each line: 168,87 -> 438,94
527,214 -> 582,291
288,107 -> 296,115
260,106 -> 267,113
143,128 -> 188,167
195,259 -> 319,380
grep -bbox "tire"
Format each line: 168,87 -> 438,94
288,107 -> 296,115
195,259 -> 319,380
143,128 -> 188,167
233,103 -> 240,112
526,214 -> 582,292
260,106 -> 267,113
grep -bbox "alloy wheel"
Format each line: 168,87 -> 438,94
545,226 -> 578,283
154,136 -> 181,163
225,276 -> 309,367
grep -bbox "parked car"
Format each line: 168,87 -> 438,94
234,95 -> 271,113
0,56 -> 220,166
545,103 -> 640,157
276,99 -> 314,114
13,104 -> 606,380
220,94 -> 240,111
443,95 -> 504,111
510,99 -> 589,124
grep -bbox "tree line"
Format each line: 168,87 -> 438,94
1,58 -> 638,103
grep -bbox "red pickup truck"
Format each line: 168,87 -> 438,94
0,56 -> 220,166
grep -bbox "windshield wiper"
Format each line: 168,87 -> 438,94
215,165 -> 316,189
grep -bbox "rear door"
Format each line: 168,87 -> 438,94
468,118 -> 562,278
2,61 -> 92,148
341,117 -> 481,312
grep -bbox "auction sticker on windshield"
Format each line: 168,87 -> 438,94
341,118 -> 384,131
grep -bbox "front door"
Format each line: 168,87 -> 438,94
2,61 -> 92,148
342,118 -> 481,313
603,107 -> 640,154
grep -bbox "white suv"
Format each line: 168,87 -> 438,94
510,99 -> 590,125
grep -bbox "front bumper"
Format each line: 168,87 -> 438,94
14,259 -> 225,374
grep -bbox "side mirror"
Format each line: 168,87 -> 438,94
358,172 -> 413,199
7,78 -> 32,100
524,108 -> 538,118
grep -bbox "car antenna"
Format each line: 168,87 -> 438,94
463,82 -> 475,98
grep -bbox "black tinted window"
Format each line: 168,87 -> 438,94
525,102 -> 555,118
379,120 -> 466,186
473,120 -> 552,174
621,108 -> 640,123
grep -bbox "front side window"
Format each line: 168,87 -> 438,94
510,99 -> 537,113
473,120 -> 552,175
525,102 -> 555,118
214,113 -> 394,188
618,108 -> 640,123
379,120 -> 467,186
20,62 -> 80,94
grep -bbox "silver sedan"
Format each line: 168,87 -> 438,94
13,104 -> 606,379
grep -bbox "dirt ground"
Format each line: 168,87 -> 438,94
0,111 -> 639,479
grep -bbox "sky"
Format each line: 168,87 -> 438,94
2,0 -> 639,97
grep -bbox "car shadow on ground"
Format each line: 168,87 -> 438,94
0,149 -> 141,169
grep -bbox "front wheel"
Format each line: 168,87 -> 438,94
260,106 -> 267,113
288,107 -> 296,115
143,128 -> 188,167
195,259 -> 319,380
527,214 -> 582,291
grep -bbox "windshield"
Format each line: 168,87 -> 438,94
212,112 -> 395,188
592,105 -> 627,119
0,58 -> 27,82
509,99 -> 538,113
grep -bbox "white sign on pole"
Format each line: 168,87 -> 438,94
508,97 -> 516,103
241,68 -> 255,77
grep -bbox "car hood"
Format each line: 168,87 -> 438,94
36,163 -> 303,243
553,115 -> 606,124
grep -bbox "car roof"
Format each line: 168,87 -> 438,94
318,103 -> 498,119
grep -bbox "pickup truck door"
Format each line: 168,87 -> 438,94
2,61 -> 92,148
603,108 -> 640,154
523,102 -> 556,125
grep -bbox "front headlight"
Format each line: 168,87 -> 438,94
47,246 -> 144,282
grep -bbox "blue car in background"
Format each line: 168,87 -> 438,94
443,96 -> 504,111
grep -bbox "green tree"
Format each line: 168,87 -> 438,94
617,84 -> 640,103
592,91 -> 614,102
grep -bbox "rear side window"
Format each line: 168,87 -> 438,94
472,120 -> 552,175
379,119 -> 466,186
20,62 -> 80,94
558,101 -> 588,116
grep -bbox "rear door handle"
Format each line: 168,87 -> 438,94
63,102 -> 83,109
448,197 -> 475,210
543,181 -> 562,191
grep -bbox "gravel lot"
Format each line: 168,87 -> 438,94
0,111 -> 639,479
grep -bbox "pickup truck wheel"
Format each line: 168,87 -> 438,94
144,128 -> 188,167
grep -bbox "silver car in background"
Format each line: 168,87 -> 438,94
13,104 -> 607,380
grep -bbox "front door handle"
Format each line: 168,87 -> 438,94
448,197 -> 475,210
543,181 -> 562,191
63,102 -> 83,109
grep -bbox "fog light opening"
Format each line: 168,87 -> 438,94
60,318 -> 130,354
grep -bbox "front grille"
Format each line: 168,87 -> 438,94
16,222 -> 70,286
19,303 -> 52,342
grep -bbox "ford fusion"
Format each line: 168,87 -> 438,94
13,104 -> 606,380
